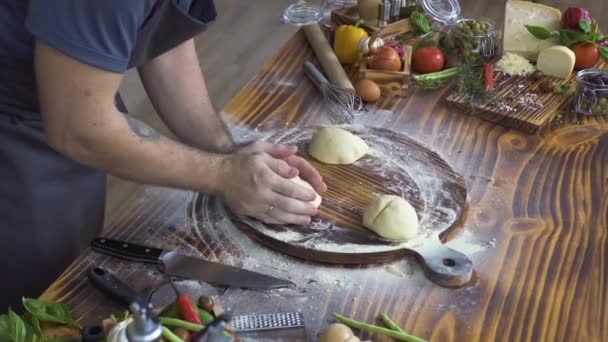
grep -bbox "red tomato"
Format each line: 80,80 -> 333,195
571,43 -> 600,70
412,46 -> 445,74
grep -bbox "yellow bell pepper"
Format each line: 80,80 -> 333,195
333,19 -> 369,65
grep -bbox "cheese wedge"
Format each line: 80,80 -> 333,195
503,1 -> 561,61
537,46 -> 576,79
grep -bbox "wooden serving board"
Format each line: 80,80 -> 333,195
446,62 -> 604,134
227,126 -> 471,287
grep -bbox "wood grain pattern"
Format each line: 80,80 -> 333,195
42,1 -> 607,341
446,62 -> 606,134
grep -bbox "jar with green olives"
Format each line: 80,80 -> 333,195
574,69 -> 608,116
444,19 -> 496,65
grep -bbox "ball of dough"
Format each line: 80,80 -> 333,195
319,323 -> 354,342
362,195 -> 418,240
309,128 -> 369,165
289,176 -> 322,208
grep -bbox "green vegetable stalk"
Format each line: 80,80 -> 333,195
380,313 -> 406,334
159,317 -> 204,332
333,313 -> 427,342
162,326 -> 186,342
413,67 -> 460,90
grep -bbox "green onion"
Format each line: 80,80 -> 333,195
333,313 -> 427,342
162,326 -> 186,342
159,317 -> 204,332
380,313 -> 406,334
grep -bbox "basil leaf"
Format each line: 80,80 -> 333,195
525,25 -> 553,40
599,46 -> 608,61
558,29 -> 593,47
579,20 -> 591,33
0,314 -> 10,339
22,298 -> 74,326
7,309 -> 27,342
411,10 -> 430,34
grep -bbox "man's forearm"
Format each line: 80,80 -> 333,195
57,108 -> 225,194
139,39 -> 234,153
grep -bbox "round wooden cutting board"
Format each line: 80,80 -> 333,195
225,125 -> 471,287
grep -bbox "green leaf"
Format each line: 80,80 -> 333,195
7,309 -> 27,342
554,84 -> 570,94
579,20 -> 591,33
0,314 -> 10,339
22,298 -> 74,326
525,25 -> 553,40
599,46 -> 608,61
558,29 -> 593,47
411,10 -> 430,34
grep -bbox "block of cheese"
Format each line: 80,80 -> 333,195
536,46 -> 576,79
503,1 -> 561,61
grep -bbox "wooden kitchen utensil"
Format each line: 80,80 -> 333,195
217,126 -> 471,287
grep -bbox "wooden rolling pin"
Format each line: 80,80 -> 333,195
303,24 -> 355,91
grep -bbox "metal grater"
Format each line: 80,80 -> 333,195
229,312 -> 304,332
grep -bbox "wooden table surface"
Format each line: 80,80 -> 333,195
42,1 -> 607,341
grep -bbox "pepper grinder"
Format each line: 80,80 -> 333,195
126,301 -> 162,342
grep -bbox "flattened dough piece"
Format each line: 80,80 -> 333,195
308,127 -> 368,164
290,176 -> 322,208
363,195 -> 418,240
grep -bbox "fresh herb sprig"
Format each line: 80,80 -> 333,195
455,62 -> 497,112
410,10 -> 431,34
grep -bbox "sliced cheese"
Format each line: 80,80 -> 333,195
503,1 -> 561,61
537,46 -> 575,79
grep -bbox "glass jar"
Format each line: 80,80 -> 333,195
574,69 -> 608,116
282,0 -> 329,26
447,18 -> 497,65
420,0 -> 496,65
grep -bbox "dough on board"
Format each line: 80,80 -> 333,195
363,195 -> 418,240
290,176 -> 322,208
308,127 -> 369,164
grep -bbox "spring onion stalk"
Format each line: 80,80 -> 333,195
413,67 -> 460,82
333,313 -> 427,342
380,314 -> 406,334
162,326 -> 186,342
159,317 -> 204,331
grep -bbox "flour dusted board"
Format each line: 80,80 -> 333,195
226,126 -> 472,287
446,62 -> 605,134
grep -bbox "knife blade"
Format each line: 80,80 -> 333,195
90,237 -> 294,290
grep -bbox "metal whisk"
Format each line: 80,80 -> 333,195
303,61 -> 363,124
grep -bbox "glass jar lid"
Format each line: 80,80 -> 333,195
282,0 -> 328,26
421,0 -> 461,25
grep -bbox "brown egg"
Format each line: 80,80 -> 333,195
355,79 -> 381,102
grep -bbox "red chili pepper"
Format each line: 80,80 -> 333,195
483,63 -> 494,91
170,279 -> 202,325
176,293 -> 202,325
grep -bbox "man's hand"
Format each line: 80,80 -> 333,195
236,141 -> 327,194
219,141 -> 326,225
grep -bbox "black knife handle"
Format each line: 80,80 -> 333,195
87,266 -> 144,306
90,237 -> 163,264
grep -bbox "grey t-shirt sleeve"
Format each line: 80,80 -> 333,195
25,0 -> 156,73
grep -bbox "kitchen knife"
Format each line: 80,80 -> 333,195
90,237 -> 294,290
87,266 -> 146,306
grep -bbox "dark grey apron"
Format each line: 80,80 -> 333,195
0,0 -> 216,310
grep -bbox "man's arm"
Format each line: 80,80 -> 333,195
35,41 -> 319,225
35,41 -> 224,193
137,39 -> 234,153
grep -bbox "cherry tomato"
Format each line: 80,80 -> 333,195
571,43 -> 600,70
412,46 -> 445,74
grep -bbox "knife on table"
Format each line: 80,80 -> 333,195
90,237 -> 294,290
